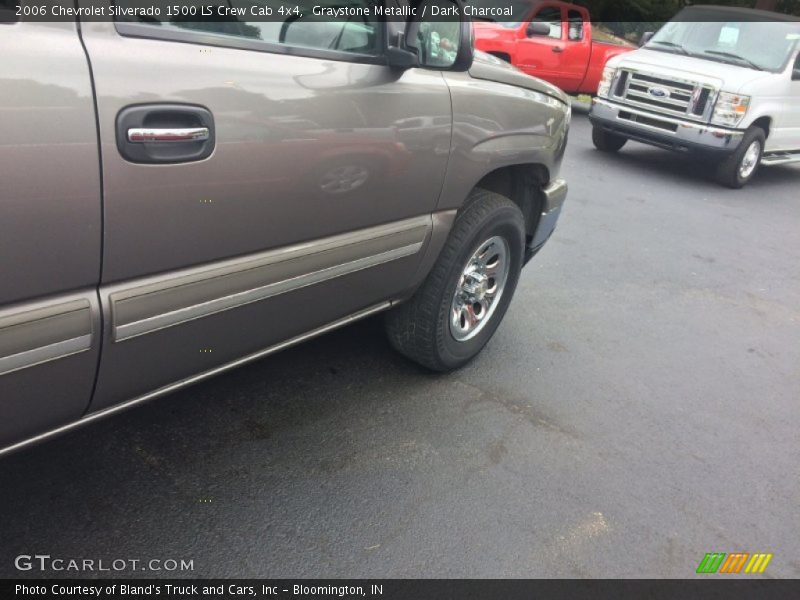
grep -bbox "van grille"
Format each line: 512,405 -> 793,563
612,70 -> 716,122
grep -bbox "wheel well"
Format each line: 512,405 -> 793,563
473,165 -> 549,242
752,116 -> 771,139
488,51 -> 512,63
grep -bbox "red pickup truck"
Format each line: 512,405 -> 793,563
472,0 -> 633,94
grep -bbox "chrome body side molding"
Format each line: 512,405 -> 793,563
108,216 -> 431,341
0,300 -> 93,377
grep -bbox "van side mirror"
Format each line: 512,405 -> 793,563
526,22 -> 552,37
640,32 -> 654,47
390,0 -> 474,71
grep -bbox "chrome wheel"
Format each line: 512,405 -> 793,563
738,140 -> 761,179
319,165 -> 369,194
450,235 -> 510,342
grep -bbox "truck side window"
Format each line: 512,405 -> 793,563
531,7 -> 563,40
567,10 -> 584,41
114,0 -> 381,57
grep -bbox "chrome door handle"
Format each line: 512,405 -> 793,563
118,104 -> 215,163
127,127 -> 210,143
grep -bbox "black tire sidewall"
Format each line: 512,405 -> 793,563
718,127 -> 765,188
434,205 -> 525,369
592,125 -> 626,152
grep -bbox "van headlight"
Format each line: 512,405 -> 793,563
597,65 -> 616,98
711,92 -> 750,128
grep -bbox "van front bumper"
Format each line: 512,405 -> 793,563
589,98 -> 745,155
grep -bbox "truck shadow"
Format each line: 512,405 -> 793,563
0,316 -> 430,576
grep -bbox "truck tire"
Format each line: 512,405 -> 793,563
592,125 -> 627,152
385,189 -> 525,372
714,126 -> 765,189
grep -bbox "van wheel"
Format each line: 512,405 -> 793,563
592,126 -> 627,152
715,126 -> 765,189
385,189 -> 525,372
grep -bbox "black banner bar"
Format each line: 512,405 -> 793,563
3,579 -> 800,600
2,0 -> 799,24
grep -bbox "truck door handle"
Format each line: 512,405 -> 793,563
552,46 -> 564,53
116,104 -> 215,164
127,127 -> 210,143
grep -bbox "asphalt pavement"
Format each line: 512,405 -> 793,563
1,113 -> 798,578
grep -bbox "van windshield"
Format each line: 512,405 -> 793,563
647,20 -> 800,72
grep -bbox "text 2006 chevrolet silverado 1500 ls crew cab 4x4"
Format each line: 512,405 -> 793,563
0,0 -> 570,455
471,0 -> 633,94
590,5 -> 800,188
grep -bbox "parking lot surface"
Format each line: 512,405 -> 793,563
1,114 -> 798,578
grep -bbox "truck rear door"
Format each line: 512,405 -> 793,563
0,19 -> 102,450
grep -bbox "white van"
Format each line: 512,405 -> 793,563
589,5 -> 800,188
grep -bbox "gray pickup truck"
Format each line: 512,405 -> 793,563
0,0 -> 569,455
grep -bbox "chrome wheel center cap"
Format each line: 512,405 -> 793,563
462,270 -> 489,301
450,235 -> 511,343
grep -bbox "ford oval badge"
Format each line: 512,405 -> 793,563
648,86 -> 670,99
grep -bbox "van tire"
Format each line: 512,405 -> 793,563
385,189 -> 525,372
592,126 -> 627,152
715,126 -> 765,189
